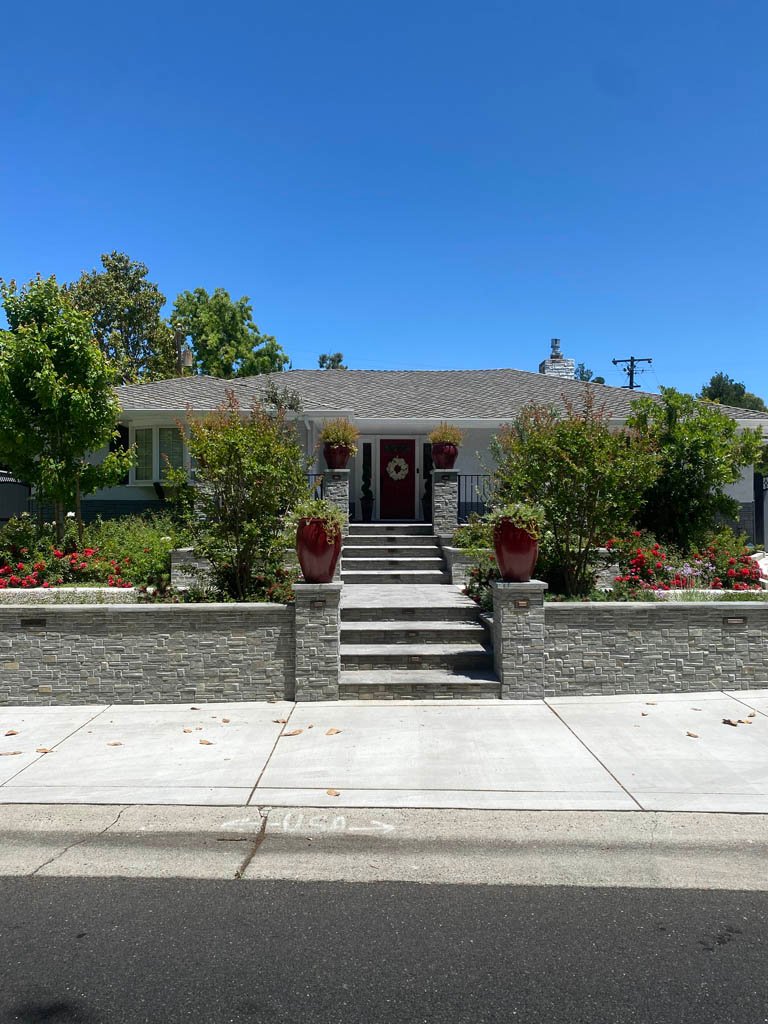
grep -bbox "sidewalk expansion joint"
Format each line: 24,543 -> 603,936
28,804 -> 129,877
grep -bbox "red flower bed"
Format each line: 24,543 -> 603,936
0,547 -> 133,589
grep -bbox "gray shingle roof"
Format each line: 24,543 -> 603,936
116,368 -> 768,423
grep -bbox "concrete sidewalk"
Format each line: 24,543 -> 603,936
1,688 -> 767,812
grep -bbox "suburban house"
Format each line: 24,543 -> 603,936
4,342 -> 767,543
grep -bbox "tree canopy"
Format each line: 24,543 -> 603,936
627,387 -> 763,550
0,276 -> 134,537
171,287 -> 288,378
318,352 -> 347,369
700,372 -> 767,412
66,252 -> 177,383
574,362 -> 605,385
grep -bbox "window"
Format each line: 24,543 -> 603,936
135,429 -> 153,482
159,427 -> 184,479
132,426 -> 187,483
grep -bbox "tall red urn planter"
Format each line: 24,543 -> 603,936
296,518 -> 342,583
323,443 -> 352,469
493,521 -> 539,583
431,442 -> 459,469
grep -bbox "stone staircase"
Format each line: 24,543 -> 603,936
341,523 -> 449,585
339,523 -> 499,699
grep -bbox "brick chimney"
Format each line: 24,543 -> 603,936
538,338 -> 575,380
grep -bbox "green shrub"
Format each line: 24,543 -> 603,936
452,514 -> 492,550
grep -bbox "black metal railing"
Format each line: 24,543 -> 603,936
458,474 -> 493,522
307,473 -> 325,498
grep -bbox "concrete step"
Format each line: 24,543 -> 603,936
339,669 -> 501,699
341,570 -> 450,585
340,642 -> 493,671
342,557 -> 445,572
344,544 -> 442,558
349,523 -> 433,536
341,604 -> 481,623
344,535 -> 438,548
340,621 -> 488,645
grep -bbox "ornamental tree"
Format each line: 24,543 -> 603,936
66,251 -> 177,383
491,390 -> 660,595
179,391 -> 309,600
627,387 -> 764,550
171,287 -> 289,378
0,276 -> 135,539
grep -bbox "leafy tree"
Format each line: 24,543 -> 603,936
491,391 -> 659,595
0,276 -> 135,539
627,387 -> 764,550
171,288 -> 289,378
318,352 -> 347,369
700,372 -> 767,412
177,392 -> 309,600
574,362 -> 605,385
66,251 -> 176,383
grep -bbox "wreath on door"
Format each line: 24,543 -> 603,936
386,456 -> 409,482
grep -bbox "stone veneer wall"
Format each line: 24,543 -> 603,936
544,602 -> 768,696
0,604 -> 294,706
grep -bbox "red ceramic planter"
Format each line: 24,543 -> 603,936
296,518 -> 341,583
431,442 -> 458,469
493,521 -> 539,582
323,443 -> 352,469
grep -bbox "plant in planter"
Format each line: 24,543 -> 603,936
318,418 -> 359,470
428,422 -> 464,469
288,498 -> 346,583
486,502 -> 545,582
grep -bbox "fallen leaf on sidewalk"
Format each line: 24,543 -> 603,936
283,729 -> 303,737
722,719 -> 739,727
686,732 -> 699,739
36,747 -> 53,753
4,729 -> 19,736
641,712 -> 649,717
326,789 -> 340,797
190,706 -> 201,711
645,701 -> 657,705
691,708 -> 702,711
0,751 -> 22,756
738,719 -> 753,725
307,724 -> 314,729
107,741 -> 123,747
199,739 -> 214,746
272,718 -> 288,724
325,728 -> 342,736
222,718 -> 230,724
183,728 -> 193,734
748,711 -> 757,718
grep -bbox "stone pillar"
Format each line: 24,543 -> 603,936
432,469 -> 458,542
293,582 -> 342,701
323,469 -> 350,536
492,580 -> 548,700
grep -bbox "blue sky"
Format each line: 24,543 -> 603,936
2,0 -> 766,393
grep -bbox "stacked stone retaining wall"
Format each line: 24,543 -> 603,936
544,602 -> 768,696
0,604 -> 294,706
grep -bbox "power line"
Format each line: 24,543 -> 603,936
612,355 -> 652,390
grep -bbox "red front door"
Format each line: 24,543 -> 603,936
379,439 -> 415,520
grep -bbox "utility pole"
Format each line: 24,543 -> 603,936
612,355 -> 652,390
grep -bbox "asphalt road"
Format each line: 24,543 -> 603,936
1,879 -> 766,1024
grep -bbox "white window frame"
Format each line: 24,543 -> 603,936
129,425 -> 190,485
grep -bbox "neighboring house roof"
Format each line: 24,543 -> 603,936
116,368 -> 768,424
0,469 -> 28,486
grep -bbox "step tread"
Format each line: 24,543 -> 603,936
340,621 -> 484,632
340,669 -> 499,687
341,642 -> 491,657
343,557 -> 445,565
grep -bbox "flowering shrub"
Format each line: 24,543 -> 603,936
0,546 -> 133,589
607,529 -> 764,593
